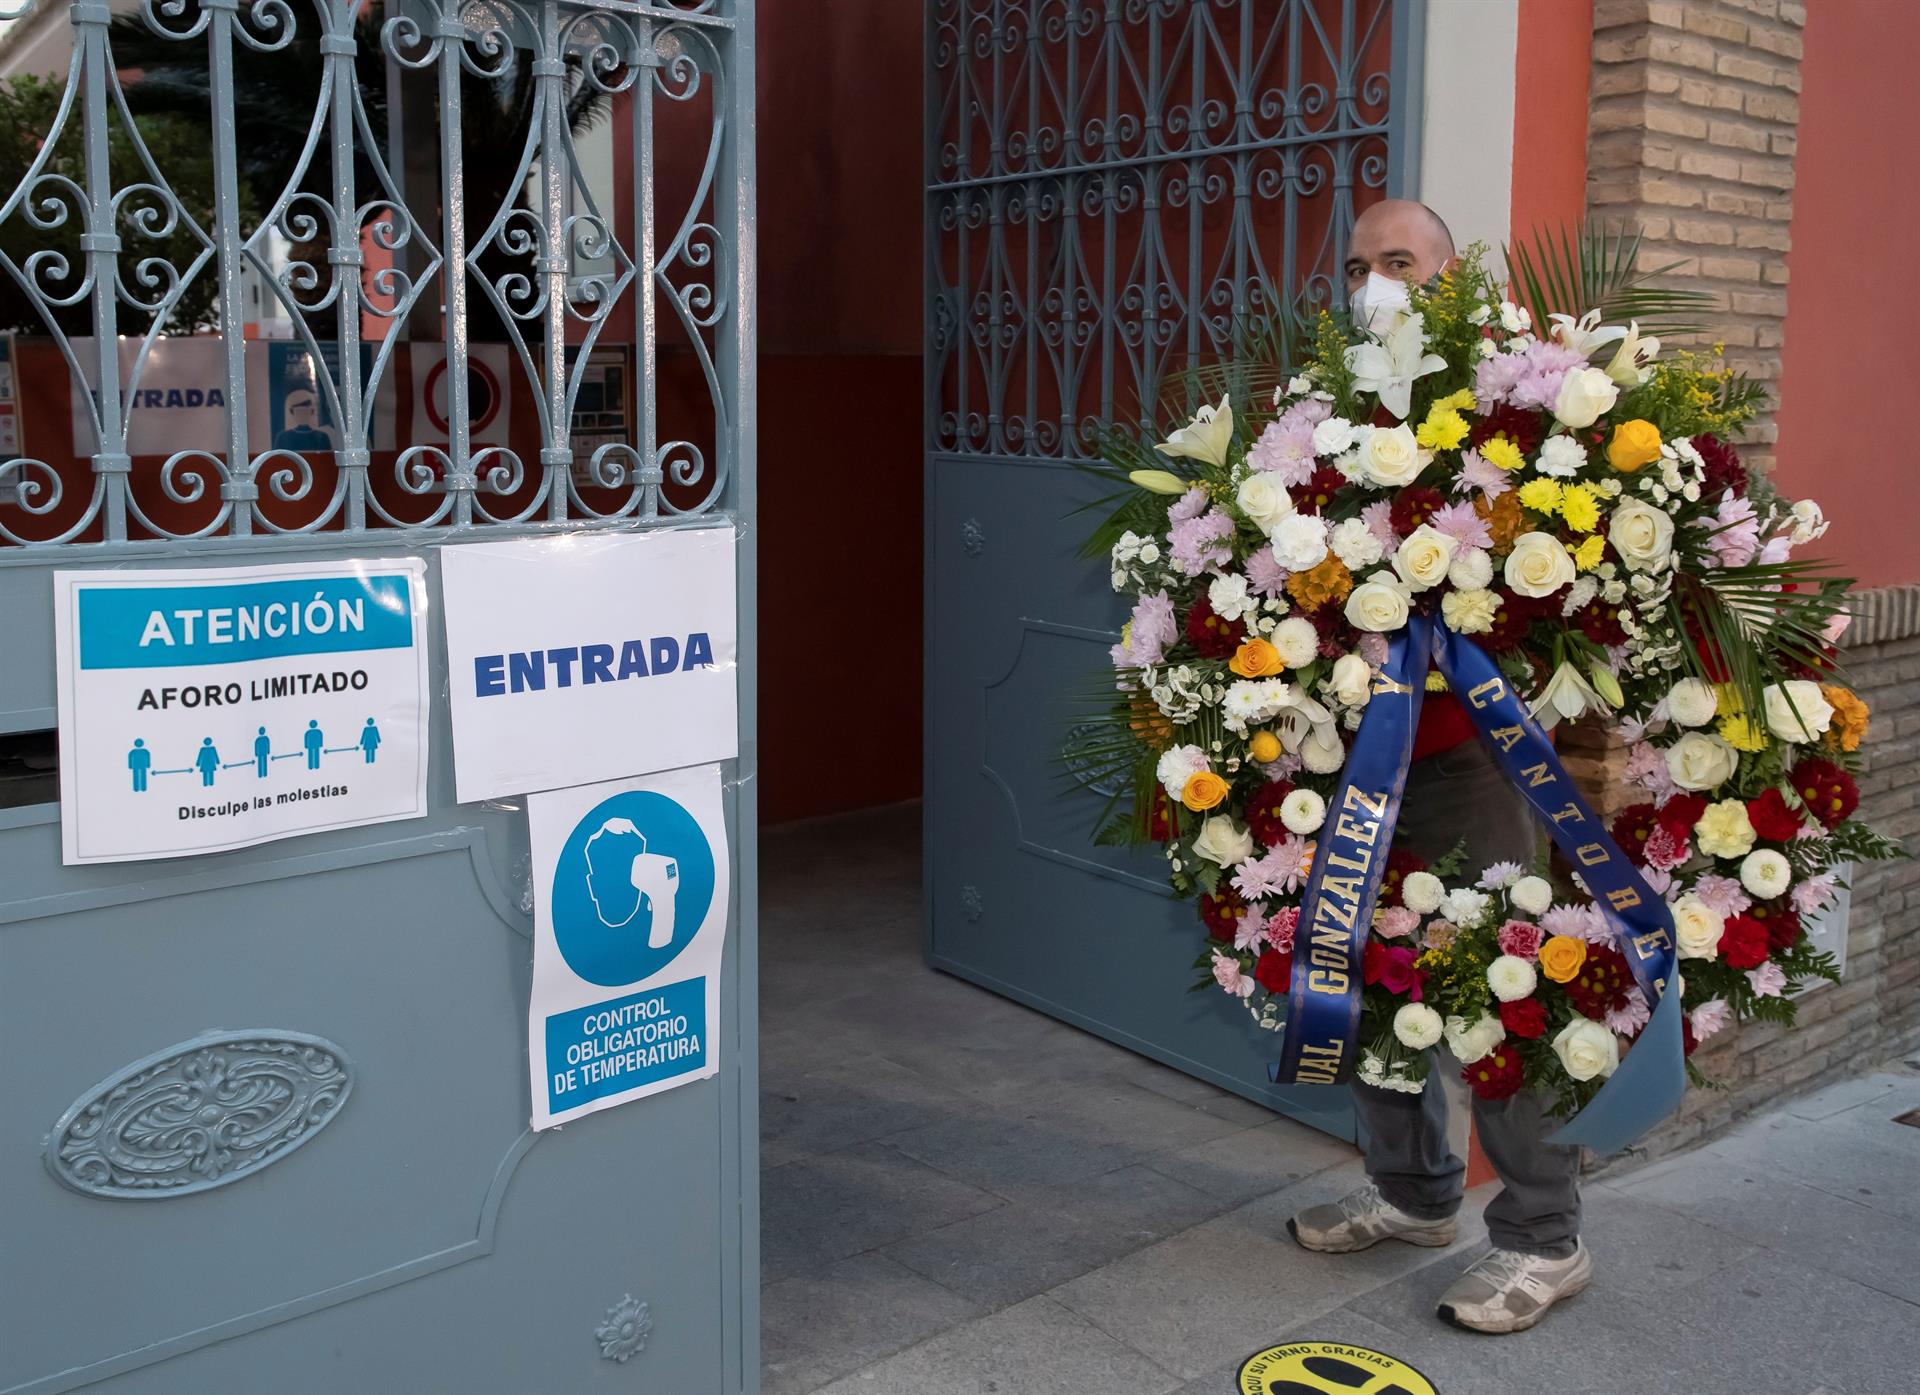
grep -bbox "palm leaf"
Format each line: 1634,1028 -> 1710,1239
1669,559 -> 1852,719
1505,224 -> 1718,340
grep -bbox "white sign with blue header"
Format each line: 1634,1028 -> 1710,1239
52,559 -> 430,865
527,764 -> 730,1129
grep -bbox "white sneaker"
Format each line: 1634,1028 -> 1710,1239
1437,1241 -> 1593,1333
1287,1182 -> 1460,1254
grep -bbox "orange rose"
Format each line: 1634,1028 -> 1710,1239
1538,935 -> 1588,984
1182,770 -> 1230,811
1230,638 -> 1284,678
1285,555 -> 1354,609
1821,684 -> 1869,752
1606,419 -> 1663,472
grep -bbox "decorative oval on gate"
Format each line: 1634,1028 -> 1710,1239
45,1030 -> 354,1200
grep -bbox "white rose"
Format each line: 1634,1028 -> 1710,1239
1401,871 -> 1445,915
1271,616 -> 1320,668
1442,887 -> 1492,926
1311,416 -> 1357,456
1551,1016 -> 1621,1082
1762,680 -> 1834,744
1345,577 -> 1411,633
1440,587 -> 1501,635
1788,498 -> 1828,545
1488,954 -> 1540,1003
1393,1002 -> 1445,1050
1358,423 -> 1428,488
1237,472 -> 1295,536
1504,531 -> 1577,598
1280,788 -> 1327,835
1740,849 -> 1793,900
1447,546 -> 1494,591
1667,678 -> 1720,728
1393,524 -> 1459,592
1671,894 -> 1725,961
1536,434 -> 1588,478
1270,512 -> 1331,571
1552,366 -> 1621,429
1444,1013 -> 1506,1065
1666,731 -> 1739,792
1330,653 -> 1373,708
1192,815 -> 1255,868
1510,875 -> 1553,917
1330,516 -> 1385,570
1300,724 -> 1347,774
1609,498 -> 1675,572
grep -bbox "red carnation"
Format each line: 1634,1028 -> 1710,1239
1746,788 -> 1804,842
1789,758 -> 1859,829
1693,433 -> 1748,501
1290,466 -> 1346,514
1574,599 -> 1629,647
1611,802 -> 1658,866
1470,404 -> 1543,456
1464,1042 -> 1527,1100
1752,901 -> 1803,952
1654,793 -> 1708,842
1719,913 -> 1771,969
1254,948 -> 1293,994
1379,847 -> 1427,907
1364,941 -> 1424,1000
1185,592 -> 1245,659
1390,485 -> 1446,536
1246,779 -> 1297,847
1499,998 -> 1549,1040
1200,889 -> 1250,943
1565,944 -> 1633,1019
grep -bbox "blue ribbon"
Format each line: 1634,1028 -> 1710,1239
1271,614 -> 1685,1155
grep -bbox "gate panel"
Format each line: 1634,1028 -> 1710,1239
923,0 -> 1420,1130
0,2 -> 757,1391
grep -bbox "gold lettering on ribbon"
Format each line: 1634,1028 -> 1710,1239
1322,875 -> 1364,902
1466,677 -> 1507,709
1547,801 -> 1585,828
1307,970 -> 1351,994
1333,812 -> 1380,845
1372,674 -> 1412,697
1488,724 -> 1524,753
1295,1040 -> 1345,1084
1574,842 -> 1610,866
1607,886 -> 1643,911
1631,929 -> 1673,959
1342,786 -> 1388,820
1520,761 -> 1556,788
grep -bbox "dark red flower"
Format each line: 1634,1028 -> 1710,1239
1364,941 -> 1424,1000
1611,802 -> 1658,866
1655,793 -> 1708,842
1379,847 -> 1427,907
1746,787 -> 1805,842
1751,901 -> 1803,952
1789,758 -> 1859,828
1254,948 -> 1293,994
1681,1016 -> 1700,1058
1290,466 -> 1347,514
1565,944 -> 1633,1019
1390,485 -> 1446,536
1470,404 -> 1544,456
1143,789 -> 1177,842
1719,913 -> 1771,969
1246,779 -> 1297,848
1185,592 -> 1245,659
1499,998 -> 1549,1040
1574,599 -> 1629,647
1200,890 -> 1250,943
1475,594 -> 1535,654
1464,1042 -> 1527,1100
1682,611 -> 1733,684
1693,434 -> 1748,501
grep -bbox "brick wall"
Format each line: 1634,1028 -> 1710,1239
1587,0 -> 1805,473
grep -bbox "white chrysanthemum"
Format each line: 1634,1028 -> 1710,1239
1279,787 -> 1327,835
1209,573 -> 1256,622
1536,435 -> 1588,478
1442,887 -> 1492,926
1740,848 -> 1793,900
1401,870 -> 1445,915
1393,1002 -> 1445,1050
1330,516 -> 1385,570
1300,725 -> 1347,774
1271,616 -> 1320,668
1444,1013 -> 1505,1065
1222,681 -> 1267,732
1488,954 -> 1539,1003
1510,875 -> 1553,916
1447,546 -> 1494,591
1665,678 -> 1718,728
1270,512 -> 1331,571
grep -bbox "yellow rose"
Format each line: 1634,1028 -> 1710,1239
1606,419 -> 1663,472
1538,935 -> 1588,984
1182,770 -> 1230,811
1230,638 -> 1284,678
1248,730 -> 1282,763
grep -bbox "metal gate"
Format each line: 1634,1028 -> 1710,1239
923,0 -> 1419,1134
0,1 -> 757,1391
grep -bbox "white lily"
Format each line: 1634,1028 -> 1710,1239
1528,660 -> 1613,729
1274,694 -> 1337,753
1343,313 -> 1446,420
1547,308 -> 1628,359
1156,395 -> 1234,468
1604,320 -> 1661,386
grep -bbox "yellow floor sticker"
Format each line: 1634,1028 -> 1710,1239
1237,1340 -> 1438,1395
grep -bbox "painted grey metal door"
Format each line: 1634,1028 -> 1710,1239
923,0 -> 1419,1135
0,2 -> 758,1392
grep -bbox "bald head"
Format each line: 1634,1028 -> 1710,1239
1344,199 -> 1456,297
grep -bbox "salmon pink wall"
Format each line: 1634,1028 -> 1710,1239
1771,2 -> 1920,588
1509,0 -> 1592,241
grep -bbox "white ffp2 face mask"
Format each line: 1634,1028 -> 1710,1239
1348,271 -> 1413,332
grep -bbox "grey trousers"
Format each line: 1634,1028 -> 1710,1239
1350,738 -> 1584,1258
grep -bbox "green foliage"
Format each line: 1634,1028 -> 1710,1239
1667,560 -> 1853,727
1504,224 -> 1717,340
1621,346 -> 1769,441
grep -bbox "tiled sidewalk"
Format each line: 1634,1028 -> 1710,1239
760,805 -> 1920,1395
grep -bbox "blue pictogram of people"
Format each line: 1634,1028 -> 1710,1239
127,718 -> 382,791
